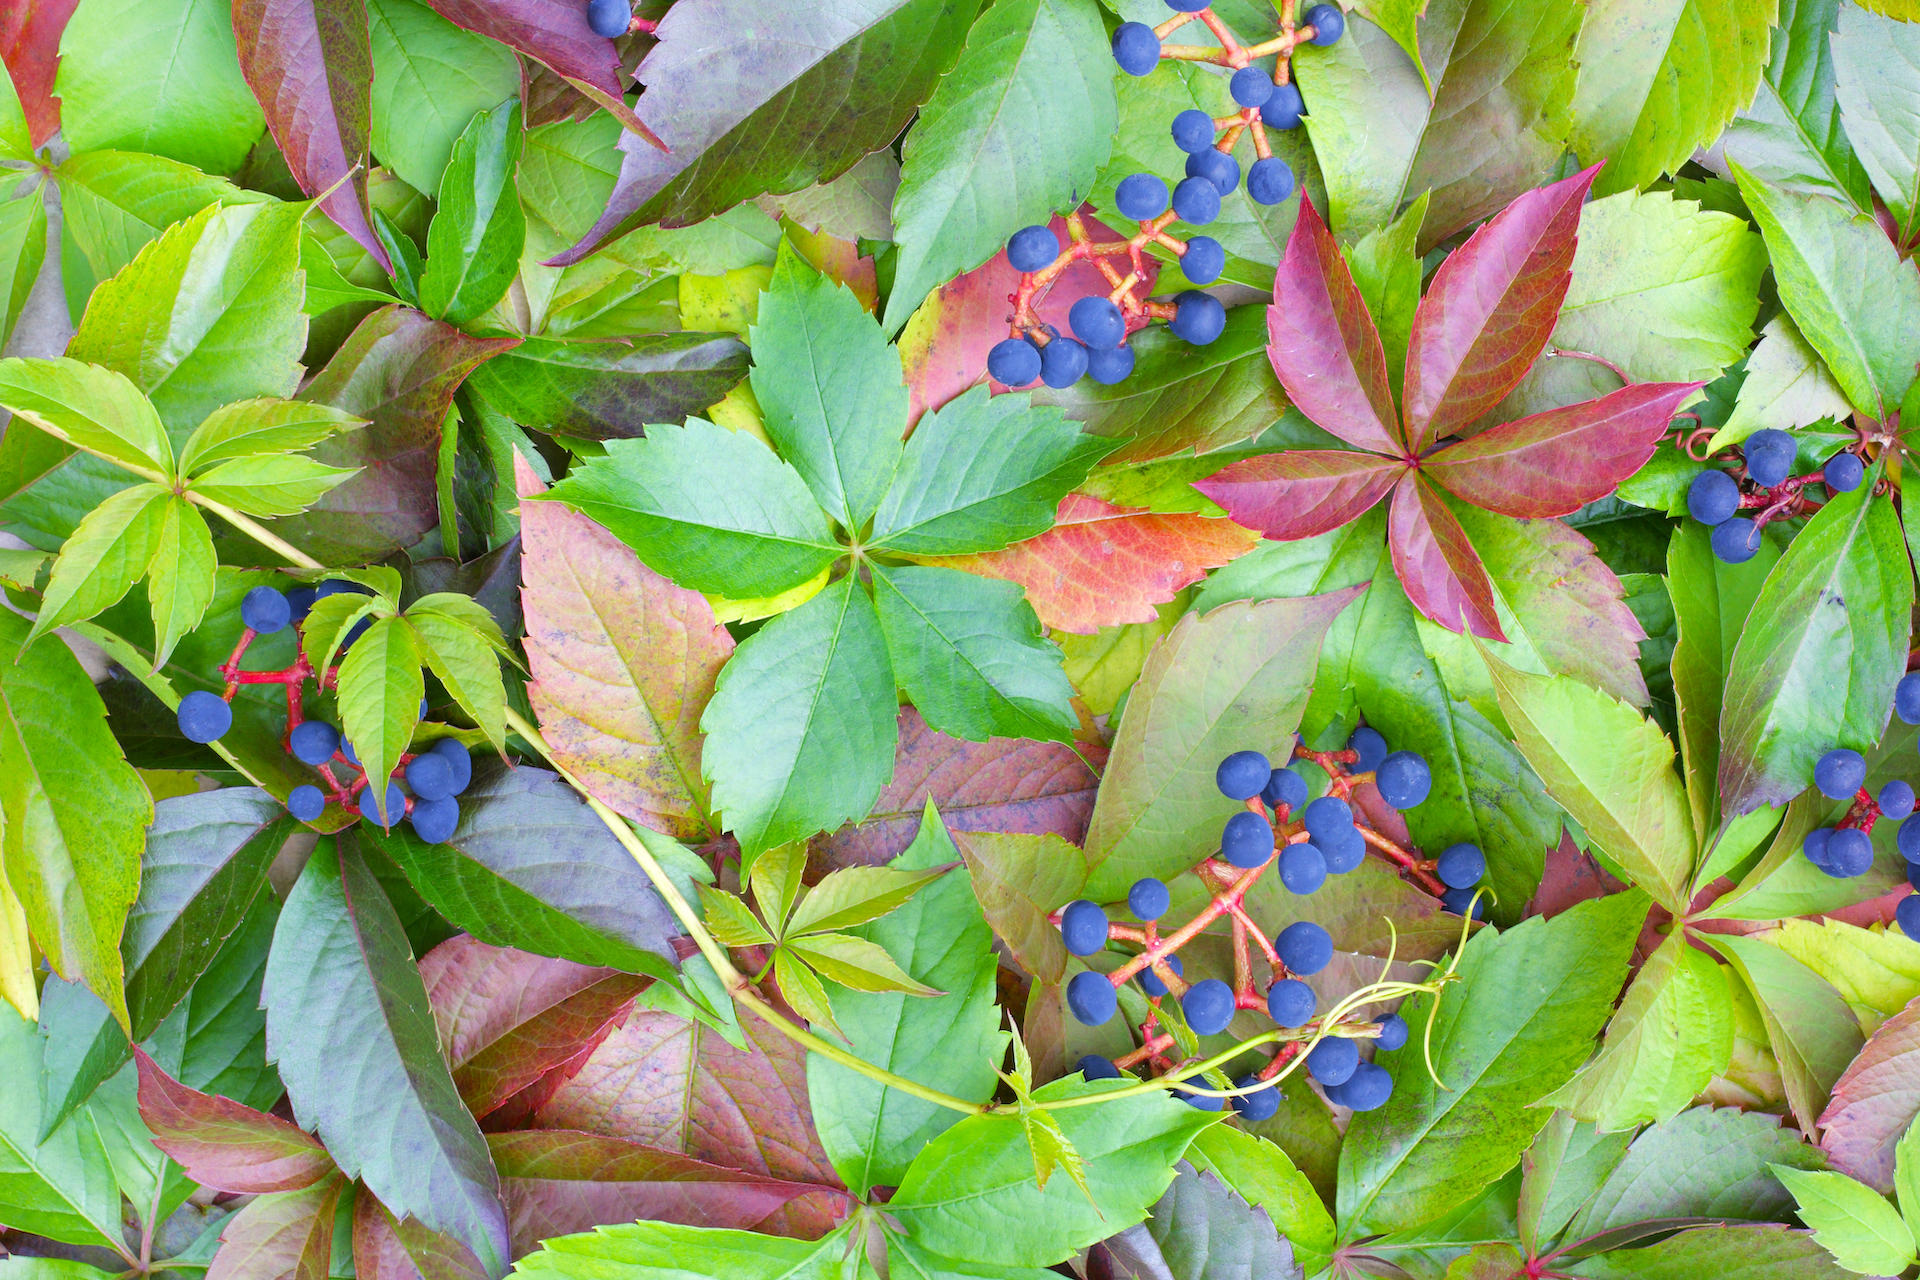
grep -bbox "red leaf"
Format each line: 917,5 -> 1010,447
231,0 -> 388,269
1387,472 -> 1505,641
352,1196 -> 488,1280
917,493 -> 1260,634
272,306 -> 517,563
1267,197 -> 1402,457
534,1006 -> 845,1237
490,1129 -> 845,1254
207,1173 -> 344,1280
0,0 -> 77,147
134,1048 -> 335,1194
1194,450 -> 1405,540
1820,999 -> 1920,1192
897,210 -> 1154,428
1401,164 -> 1600,453
517,455 -> 731,841
810,706 -> 1104,873
1420,380 -> 1704,517
420,935 -> 646,1120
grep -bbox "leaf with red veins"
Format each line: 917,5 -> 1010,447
1194,450 -> 1406,540
231,0 -> 387,269
1401,164 -> 1601,454
419,935 -> 647,1120
1819,998 -> 1920,1192
206,1173 -> 345,1280
915,493 -> 1259,634
1268,196 -> 1402,457
808,706 -> 1103,873
134,1048 -> 336,1194
1421,381 -> 1704,518
0,0 -> 77,147
351,1195 -> 488,1280
489,1130 -> 844,1254
1388,472 -> 1504,640
517,454 -> 731,841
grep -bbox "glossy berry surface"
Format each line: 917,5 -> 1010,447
1375,1013 -> 1409,1051
286,784 -> 325,822
1279,843 -> 1327,895
1327,1061 -> 1393,1111
1231,1075 -> 1279,1121
358,780 -> 406,827
289,720 -> 340,766
1115,173 -> 1170,220
286,585 -> 317,622
178,691 -> 232,744
1169,291 -> 1225,344
1086,342 -> 1136,385
1711,517 -> 1759,564
241,585 -> 291,634
1436,842 -> 1485,889
1171,175 -> 1222,225
1246,156 -> 1294,205
1900,814 -> 1920,861
1007,224 -> 1060,272
1221,810 -> 1276,867
1814,748 -> 1866,800
1267,978 -> 1314,1027
1687,469 -> 1740,525
1320,824 -> 1365,874
1230,65 -> 1274,107
406,751 -> 456,801
1263,766 -> 1308,811
1376,751 -> 1431,809
1804,827 -> 1833,869
430,738 -> 472,793
1348,726 -> 1388,773
1183,978 -> 1236,1035
1441,886 -> 1486,919
1305,3 -> 1345,43
987,337 -> 1041,386
1744,428 -> 1795,486
1217,749 -> 1271,799
1139,954 -> 1183,998
586,0 -> 629,38
1827,827 -> 1874,878
1039,336 -> 1089,388
1303,795 -> 1352,842
1060,899 -> 1109,956
1182,235 -> 1225,285
1078,1054 -> 1123,1080
1185,147 -> 1238,196
1824,450 -> 1864,492
1276,921 -> 1333,975
1111,21 -> 1160,75
1265,82 -> 1305,129
1129,877 -> 1171,921
1306,1035 -> 1358,1085
1171,108 -> 1215,153
1069,295 -> 1126,349
1883,780 -> 1916,822
1165,0 -> 1211,10
409,796 -> 460,844
1900,895 -> 1920,940
1899,672 -> 1920,724
1067,970 -> 1117,1025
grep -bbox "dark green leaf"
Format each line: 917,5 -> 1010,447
419,98 -> 525,326
1566,1224 -> 1861,1279
465,334 -> 749,442
0,1004 -> 126,1253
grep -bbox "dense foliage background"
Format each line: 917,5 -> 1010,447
2,0 -> 1920,1276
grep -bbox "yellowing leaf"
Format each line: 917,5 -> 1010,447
749,842 -> 808,940
1768,918 -> 1920,1037
786,933 -> 942,997
144,495 -> 217,670
696,885 -> 774,948
785,864 -> 952,938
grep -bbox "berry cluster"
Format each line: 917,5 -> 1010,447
984,0 -> 1344,392
1685,427 -> 1867,564
1055,726 -> 1487,1118
173,582 -> 475,841
1798,673 -> 1920,897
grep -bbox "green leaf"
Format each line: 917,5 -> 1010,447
1717,473 -> 1911,817
0,357 -> 173,476
699,575 -> 897,862
541,420 -> 842,600
1082,591 -> 1361,898
1566,1224 -> 1861,1279
871,565 -> 1077,745
1723,0 -> 1871,214
1186,1124 -> 1337,1275
0,1005 -> 125,1252
772,946 -> 844,1039
1896,1114 -> 1920,1240
747,246 -> 907,530
1732,162 -> 1920,422
301,591 -> 384,683
888,1076 -> 1218,1267
0,187 -> 46,357
696,885 -> 774,947
404,607 -> 507,753
142,495 -> 218,670
1769,917 -> 1920,1036
375,207 -> 425,307
1345,192 -> 1428,405
54,150 -> 268,285
419,98 -> 524,326
883,0 -> 1116,328
1708,315 -> 1853,451
1772,1166 -> 1917,1275
264,835 -> 507,1274
786,864 -> 953,939
1702,931 -> 1863,1136
1339,890 -> 1649,1237
463,333 -> 750,443
872,386 -> 1114,555
54,0 -> 266,175
178,399 -> 365,474
136,887 -> 285,1113
1831,3 -> 1920,249
1479,652 -> 1694,913
784,933 -> 940,994
1516,1112 -> 1633,1255
1539,931 -> 1734,1131
1568,0 -> 1775,198
951,831 -> 1086,985
335,617 -> 423,825
747,840 -> 808,939
366,0 -> 520,196
513,1221 -> 844,1280
28,483 -> 171,648
188,454 -> 361,518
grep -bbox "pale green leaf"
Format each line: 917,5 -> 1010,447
178,399 -> 366,473
1723,0 -> 1872,214
188,454 -> 361,518
1709,314 -> 1853,450
787,864 -> 953,938
405,611 -> 506,752
786,933 -> 942,996
0,357 -> 172,477
144,495 -> 218,671
419,98 -> 524,327
1831,3 -> 1920,249
336,618 -> 424,824
1770,1165 -> 1917,1275
748,841 -> 808,940
1704,931 -> 1863,1136
367,0 -> 520,196
695,885 -> 774,948
773,948 -> 844,1041
28,483 -> 171,648
1767,918 -> 1920,1037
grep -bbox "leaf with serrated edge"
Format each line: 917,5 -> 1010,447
1563,1223 -> 1861,1279
1704,931 -> 1862,1138
698,886 -> 775,948
1832,4 -> 1920,248
419,98 -> 525,327
1709,316 -> 1853,452
1770,917 -> 1920,1037
1186,1124 -> 1334,1274
1723,0 -> 1872,216
178,399 -> 366,474
786,933 -> 940,996
406,610 -> 506,753
204,1173 -> 344,1280
133,1049 -> 332,1193
1820,996 -> 1920,1192
188,455 -> 361,518
511,1221 -> 846,1280
28,482 -> 170,649
0,357 -> 172,476
0,1004 -> 127,1251
1771,1165 -> 1917,1275
336,616 -> 422,825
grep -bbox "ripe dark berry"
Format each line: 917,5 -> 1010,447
1320,824 -> 1364,873
1306,1035 -> 1358,1086
1899,894 -> 1920,940
341,616 -> 371,651
1376,751 -> 1432,809
1169,291 -> 1226,344
1171,175 -> 1221,225
1247,156 -> 1295,205
1222,810 -> 1276,867
1078,1054 -> 1123,1080
1267,977 -> 1314,1027
1129,877 -> 1171,921
1280,843 -> 1327,894
1068,295 -> 1126,350
1882,780 -> 1916,821
1900,814 -> 1920,862
1139,955 -> 1183,998
286,585 -> 317,623
316,578 -> 365,599
1436,842 -> 1485,889
1007,224 -> 1060,273
1814,748 -> 1866,800
1687,469 -> 1740,526
1175,1083 -> 1224,1110
1171,109 -> 1215,154
1263,766 -> 1308,811
409,795 -> 460,844
286,784 -> 325,822
1276,920 -> 1332,975
1911,861 -> 1920,891
987,337 -> 1042,386
1230,66 -> 1274,107
1710,517 -> 1759,564
431,738 -> 472,794
289,720 -> 340,766
406,751 -> 457,801
1304,3 -> 1345,43
1375,1013 -> 1409,1051
358,780 -> 406,827
241,585 -> 291,634
341,738 -> 360,766
177,691 -> 232,744
1824,451 -> 1865,492
1185,147 -> 1239,196
1303,795 -> 1351,842
1183,978 -> 1236,1035
1039,336 -> 1089,388
1441,886 -> 1486,919
1115,173 -> 1170,221
1067,970 -> 1117,1025
1060,899 -> 1109,956
1804,827 -> 1833,869
1348,726 -> 1388,773
1182,235 -> 1225,285
1217,749 -> 1271,799
586,0 -> 629,37
1231,1075 -> 1280,1121
1326,1061 -> 1392,1111
1897,672 -> 1920,724
1744,429 -> 1795,486
1165,0 -> 1211,11
1086,342 -> 1136,385
1265,82 -> 1305,129
1111,21 -> 1160,75
1827,827 -> 1874,877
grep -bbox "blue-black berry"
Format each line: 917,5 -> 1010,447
1230,66 -> 1274,107
1744,429 -> 1795,487
1687,469 -> 1740,525
406,751 -> 457,801
1882,780 -> 1916,822
1172,108 -> 1215,154
1348,726 -> 1388,773
1170,291 -> 1226,344
1441,886 -> 1486,919
1899,895 -> 1920,940
1111,21 -> 1161,75
241,585 -> 291,634
987,337 -> 1042,386
1900,814 -> 1920,862
409,795 -> 460,844
1007,224 -> 1060,273
1267,977 -> 1314,1027
1060,899 -> 1109,956
1814,747 -> 1866,800
1280,842 -> 1327,895
1183,978 -> 1236,1035
1129,877 -> 1171,921
1115,173 -> 1171,221
1711,517 -> 1759,564
1067,970 -> 1117,1025
586,0 -> 629,38
1247,156 -> 1295,205
1375,1013 -> 1409,1051
1306,1035 -> 1358,1085
178,691 -> 232,744
358,780 -> 406,827
1185,147 -> 1239,196
1182,235 -> 1225,286
1376,751 -> 1431,809
431,738 -> 472,794
1804,826 -> 1833,870
1824,451 -> 1864,492
286,784 -> 325,822
1263,766 -> 1308,811
1171,175 -> 1221,225
1217,749 -> 1271,800
1827,827 -> 1874,877
1303,795 -> 1351,842
1304,3 -> 1345,43
286,585 -> 317,623
1276,920 -> 1332,975
1069,295 -> 1126,350
1039,336 -> 1089,389
1436,842 -> 1485,889
1326,1060 -> 1392,1110
1320,823 -> 1365,874
1139,954 -> 1183,998
289,720 -> 340,766
1897,672 -> 1920,724
1079,1054 -> 1124,1080
1231,1075 -> 1279,1121
1265,82 -> 1305,129
1222,810 -> 1276,867
1086,342 -> 1136,385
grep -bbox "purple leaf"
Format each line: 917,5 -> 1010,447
135,1048 -> 336,1194
1387,471 -> 1504,641
1194,449 -> 1406,540
1820,995 -> 1920,1192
